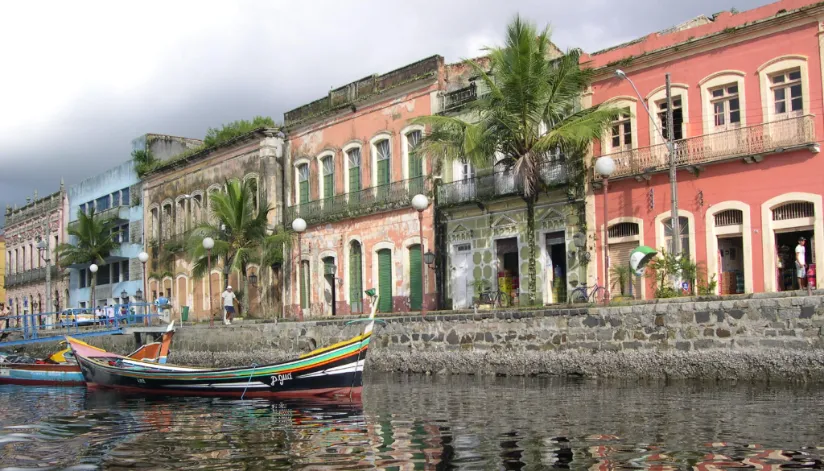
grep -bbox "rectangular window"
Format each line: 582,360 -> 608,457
79,203 -> 86,215
610,109 -> 632,150
111,191 -> 120,207
772,69 -> 803,116
96,195 -> 110,211
657,96 -> 683,140
97,264 -> 111,285
664,216 -> 690,257
112,261 -> 121,283
79,269 -> 87,288
122,260 -> 130,281
347,148 -> 361,192
710,84 -> 740,128
121,187 -> 130,205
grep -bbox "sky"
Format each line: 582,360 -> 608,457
0,0 -> 771,228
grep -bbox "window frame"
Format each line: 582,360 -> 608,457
698,70 -> 747,135
316,151 -> 336,201
293,158 -> 311,205
369,133 -> 393,188
400,125 -> 425,181
598,97 -> 638,154
646,84 -> 689,145
757,55 -> 810,123
342,142 -> 363,194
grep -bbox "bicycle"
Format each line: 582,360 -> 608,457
568,282 -> 605,304
475,290 -> 503,308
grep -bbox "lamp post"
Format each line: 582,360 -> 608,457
291,218 -> 307,320
89,263 -> 98,313
202,237 -> 215,327
595,156 -> 616,304
138,251 -> 149,326
411,194 -> 430,317
615,69 -> 680,257
424,250 -> 436,310
36,233 -> 51,328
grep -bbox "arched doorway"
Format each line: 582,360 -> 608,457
349,241 -> 363,314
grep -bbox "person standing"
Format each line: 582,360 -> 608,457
796,237 -> 808,292
221,285 -> 237,325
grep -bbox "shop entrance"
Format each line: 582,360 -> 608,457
718,236 -> 745,295
776,229 -> 815,291
495,237 -> 519,306
544,232 -> 566,304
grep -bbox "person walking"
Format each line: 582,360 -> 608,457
221,285 -> 237,325
796,236 -> 808,293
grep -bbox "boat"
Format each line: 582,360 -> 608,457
68,290 -> 379,399
0,322 -> 176,386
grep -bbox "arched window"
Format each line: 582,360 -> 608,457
772,202 -> 814,221
405,130 -> 423,193
297,163 -> 310,204
663,216 -> 690,257
715,209 -> 743,226
375,139 -> 391,187
321,156 -> 334,200
247,178 -> 259,213
346,147 -> 361,194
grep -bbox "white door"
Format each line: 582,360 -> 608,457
451,244 -> 473,309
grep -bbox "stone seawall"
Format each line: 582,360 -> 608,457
13,291 -> 824,381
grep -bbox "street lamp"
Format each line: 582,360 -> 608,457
89,263 -> 98,310
202,237 -> 215,327
615,68 -> 680,257
411,194 -> 429,317
595,156 -> 616,304
424,250 -> 435,267
36,236 -> 52,325
138,251 -> 149,326
291,218 -> 306,321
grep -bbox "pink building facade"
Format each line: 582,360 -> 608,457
283,56 -> 442,318
586,0 -> 824,298
4,185 -> 70,319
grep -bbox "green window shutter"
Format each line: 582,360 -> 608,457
299,180 -> 309,204
409,244 -> 422,311
349,165 -> 360,192
409,152 -> 422,179
349,244 -> 362,313
377,159 -> 389,186
300,261 -> 309,309
324,173 -> 333,199
378,249 -> 392,313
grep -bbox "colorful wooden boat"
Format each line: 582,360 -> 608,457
0,322 -> 176,386
69,291 -> 378,399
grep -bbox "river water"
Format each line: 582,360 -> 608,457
1,373 -> 823,470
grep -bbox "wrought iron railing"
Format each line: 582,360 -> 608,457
5,266 -> 61,288
437,159 -> 568,207
286,177 -> 430,226
593,115 -> 816,180
443,84 -> 477,111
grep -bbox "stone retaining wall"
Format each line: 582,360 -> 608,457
12,291 -> 824,381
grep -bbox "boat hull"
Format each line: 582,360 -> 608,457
0,364 -> 85,386
74,336 -> 370,398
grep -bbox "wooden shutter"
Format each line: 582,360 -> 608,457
299,180 -> 309,204
378,249 -> 392,313
377,159 -> 389,186
409,244 -> 422,310
609,241 -> 641,298
350,244 -> 363,313
323,157 -> 334,199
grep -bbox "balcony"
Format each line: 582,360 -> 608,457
593,115 -> 816,181
443,84 -> 478,112
286,177 -> 430,226
438,160 -> 568,207
5,266 -> 61,288
68,204 -> 128,231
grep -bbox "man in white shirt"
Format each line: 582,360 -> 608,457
795,236 -> 808,292
221,285 -> 237,325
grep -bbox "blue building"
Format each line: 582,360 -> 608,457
66,161 -> 144,309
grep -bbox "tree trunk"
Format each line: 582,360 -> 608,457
89,273 -> 96,311
526,198 -> 537,305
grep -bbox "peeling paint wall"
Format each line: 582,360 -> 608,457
285,75 -> 440,318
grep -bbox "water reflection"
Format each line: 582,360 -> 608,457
1,375 -> 824,470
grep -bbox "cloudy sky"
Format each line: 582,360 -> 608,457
0,0 -> 769,227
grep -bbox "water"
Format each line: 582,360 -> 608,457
1,374 -> 823,470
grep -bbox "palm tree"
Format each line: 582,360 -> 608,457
413,16 -> 620,304
187,179 -> 289,317
56,209 -> 119,308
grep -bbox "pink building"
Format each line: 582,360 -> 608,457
4,184 -> 70,318
283,56 -> 442,317
586,0 -> 823,298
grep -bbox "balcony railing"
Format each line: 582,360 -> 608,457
286,177 -> 430,226
593,115 -> 816,180
5,266 -> 61,288
443,84 -> 478,111
438,159 -> 568,207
